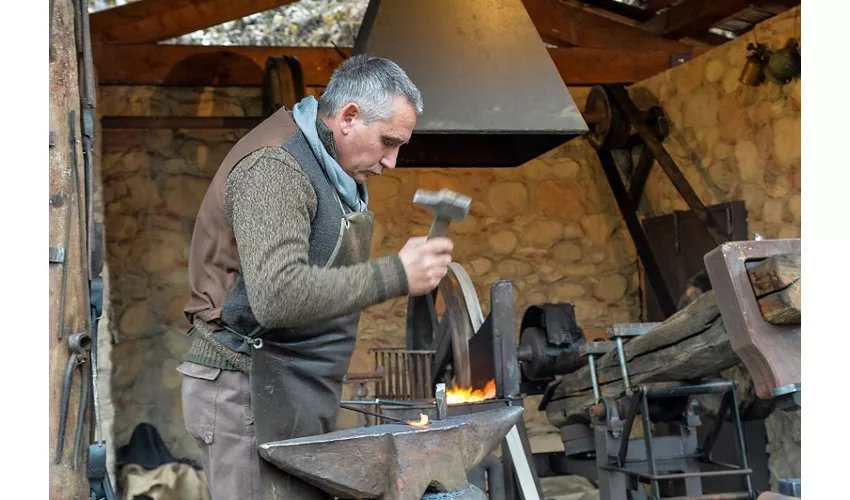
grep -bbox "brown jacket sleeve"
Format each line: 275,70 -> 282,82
223,147 -> 408,329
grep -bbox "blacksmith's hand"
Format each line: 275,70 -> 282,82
399,237 -> 454,296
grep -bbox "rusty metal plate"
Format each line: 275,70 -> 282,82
704,239 -> 801,400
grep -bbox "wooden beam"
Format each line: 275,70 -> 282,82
522,0 -> 694,53
640,0 -> 752,40
643,0 -> 679,13
93,43 -> 350,87
548,47 -> 678,84
546,290 -> 741,426
90,0 -> 298,44
94,43 -> 684,89
573,0 -> 655,22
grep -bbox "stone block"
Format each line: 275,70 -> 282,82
497,259 -> 533,278
525,220 -> 563,249
534,181 -> 584,221
772,115 -> 801,169
368,175 -> 401,203
553,281 -> 587,301
593,273 -> 628,302
489,230 -> 518,255
119,302 -> 151,339
734,140 -> 763,184
788,194 -> 801,222
487,181 -> 529,216
551,241 -> 583,263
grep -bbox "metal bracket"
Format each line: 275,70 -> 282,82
49,246 -> 66,264
606,324 -> 657,396
579,341 -> 618,403
704,239 -> 801,399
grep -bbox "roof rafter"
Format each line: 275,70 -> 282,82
639,0 -> 752,40
90,0 -> 298,44
522,0 -> 694,53
93,43 -> 696,88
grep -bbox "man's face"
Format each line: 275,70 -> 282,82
330,96 -> 417,184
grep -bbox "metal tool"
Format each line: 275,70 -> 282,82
55,332 -> 92,468
339,405 -> 410,424
704,239 -> 801,402
413,188 -> 471,239
578,342 -> 617,403
339,399 -> 423,407
260,406 -> 524,500
605,323 -> 657,396
435,383 -> 448,420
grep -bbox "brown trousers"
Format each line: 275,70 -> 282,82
178,361 -> 261,500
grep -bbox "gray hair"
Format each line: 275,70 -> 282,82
318,54 -> 423,124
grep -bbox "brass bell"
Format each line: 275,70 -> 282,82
739,43 -> 769,87
765,38 -> 801,85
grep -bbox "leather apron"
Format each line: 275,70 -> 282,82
250,196 -> 374,500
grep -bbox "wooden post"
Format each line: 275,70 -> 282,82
50,0 -> 93,497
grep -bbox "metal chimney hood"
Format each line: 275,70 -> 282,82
353,0 -> 588,168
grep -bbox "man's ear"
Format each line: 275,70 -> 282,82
339,103 -> 361,135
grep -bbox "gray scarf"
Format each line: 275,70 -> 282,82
291,96 -> 369,213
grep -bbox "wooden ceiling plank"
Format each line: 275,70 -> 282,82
93,43 -> 684,88
522,0 -> 694,53
640,0 -> 752,40
643,0 -> 680,13
90,0 -> 298,44
93,43 -> 349,87
548,47 -> 679,84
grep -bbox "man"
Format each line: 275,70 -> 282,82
177,55 -> 454,500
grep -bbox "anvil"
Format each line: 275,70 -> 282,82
259,406 -> 524,500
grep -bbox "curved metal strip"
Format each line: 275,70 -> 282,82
448,262 -> 485,331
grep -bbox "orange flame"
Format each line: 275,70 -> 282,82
406,413 -> 430,427
446,379 -> 496,405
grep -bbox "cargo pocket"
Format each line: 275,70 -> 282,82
178,361 -> 221,446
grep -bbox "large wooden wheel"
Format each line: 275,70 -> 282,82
406,263 -> 484,388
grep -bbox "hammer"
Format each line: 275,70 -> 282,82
413,188 -> 471,239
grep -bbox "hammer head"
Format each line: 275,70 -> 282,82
413,189 -> 471,222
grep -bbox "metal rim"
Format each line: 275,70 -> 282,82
439,264 -> 484,388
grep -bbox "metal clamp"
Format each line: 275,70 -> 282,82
606,323 -> 657,396
579,342 -> 617,403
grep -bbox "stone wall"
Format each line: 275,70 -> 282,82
629,8 -> 801,240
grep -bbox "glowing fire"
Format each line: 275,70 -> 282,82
406,413 -> 430,427
446,379 -> 496,405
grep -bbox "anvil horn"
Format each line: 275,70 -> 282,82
258,406 -> 524,500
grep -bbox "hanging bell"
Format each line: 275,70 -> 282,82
765,38 -> 801,85
739,43 -> 768,87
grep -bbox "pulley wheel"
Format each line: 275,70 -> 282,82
262,55 -> 307,117
585,85 -> 629,150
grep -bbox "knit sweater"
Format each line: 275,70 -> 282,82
185,121 -> 409,373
